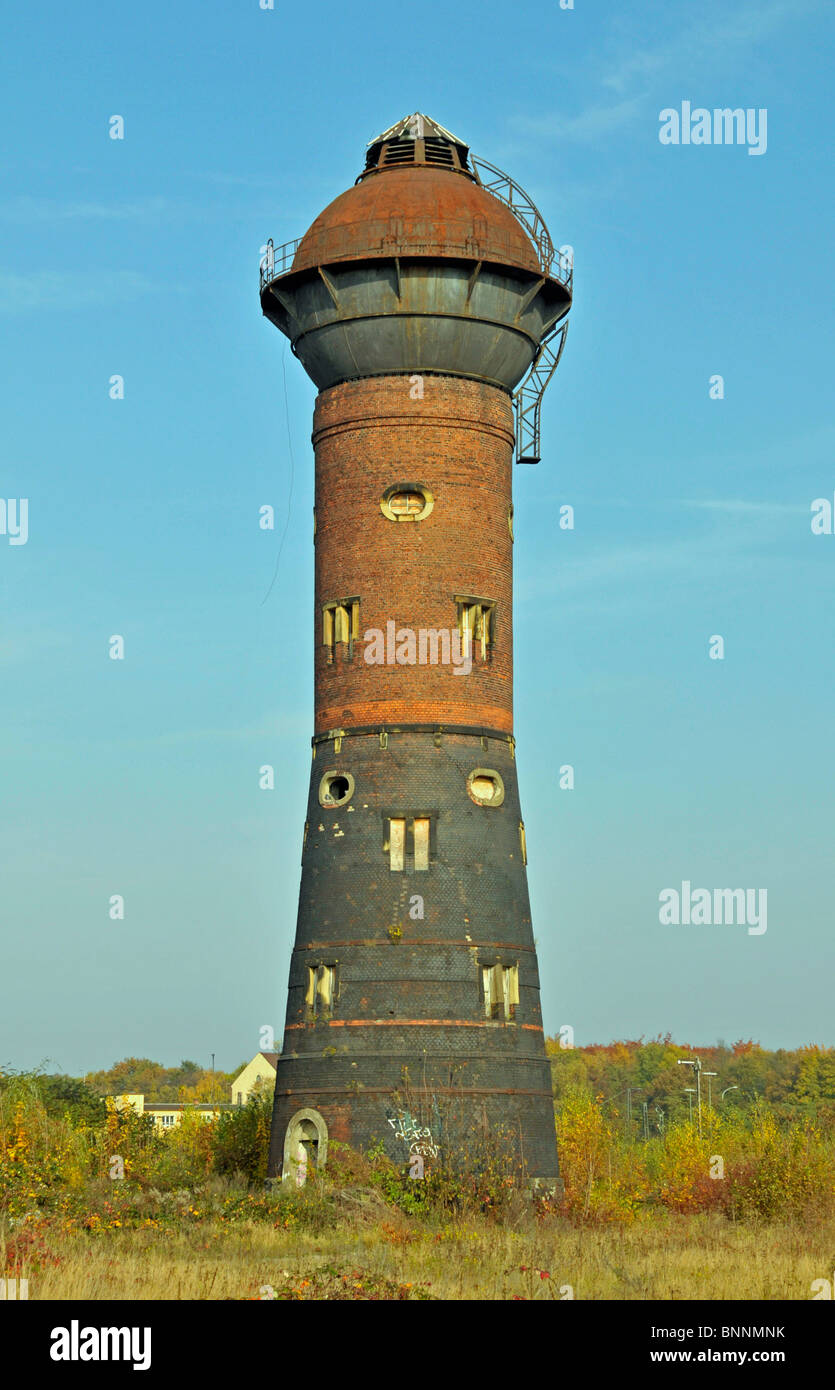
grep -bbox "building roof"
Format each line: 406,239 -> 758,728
230,1052 -> 279,1083
143,1102 -> 219,1111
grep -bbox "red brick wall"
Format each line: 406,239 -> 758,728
313,375 -> 515,735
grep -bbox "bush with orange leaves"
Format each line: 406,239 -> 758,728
722,1106 -> 834,1222
651,1120 -> 718,1213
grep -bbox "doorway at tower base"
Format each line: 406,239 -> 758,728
281,1107 -> 329,1185
271,1080 -> 559,1185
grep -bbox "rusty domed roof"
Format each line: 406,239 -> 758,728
290,165 -> 541,276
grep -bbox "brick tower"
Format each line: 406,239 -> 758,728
260,114 -> 571,1183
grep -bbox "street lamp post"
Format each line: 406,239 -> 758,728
678,1057 -> 703,1137
626,1086 -> 642,1137
684,1088 -> 696,1124
704,1071 -> 718,1110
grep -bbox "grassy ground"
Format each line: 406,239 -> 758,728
21,1209 -> 832,1300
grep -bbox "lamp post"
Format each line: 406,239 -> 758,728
626,1086 -> 642,1137
678,1057 -> 703,1137
684,1087 -> 696,1124
704,1071 -> 718,1110
721,1085 -> 739,1102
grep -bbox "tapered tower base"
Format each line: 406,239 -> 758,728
268,728 -> 557,1182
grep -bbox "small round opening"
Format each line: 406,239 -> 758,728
467,767 -> 505,808
319,771 -> 355,807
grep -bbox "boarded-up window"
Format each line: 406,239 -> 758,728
483,965 -> 501,1018
389,818 -> 406,871
387,816 -> 431,871
455,597 -> 495,661
413,818 -> 430,871
482,963 -> 519,1020
503,964 -> 519,1018
323,598 -> 360,660
306,964 -> 337,1019
334,605 -> 349,643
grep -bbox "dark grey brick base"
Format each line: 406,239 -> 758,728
268,729 -> 558,1181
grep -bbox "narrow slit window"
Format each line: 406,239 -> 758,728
387,816 -> 430,871
323,598 -> 360,661
455,596 -> 495,661
306,964 -> 337,1020
482,963 -> 518,1020
334,605 -> 349,644
482,965 -> 500,1019
503,965 -> 519,1019
413,817 -> 430,871
389,818 -> 406,871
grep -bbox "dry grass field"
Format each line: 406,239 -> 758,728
18,1209 -> 833,1301
4,1055 -> 834,1302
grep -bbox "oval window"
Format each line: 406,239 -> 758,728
319,771 -> 355,807
467,768 -> 505,807
381,482 -> 434,523
389,490 -> 424,517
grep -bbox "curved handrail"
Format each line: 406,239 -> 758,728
469,153 -> 564,283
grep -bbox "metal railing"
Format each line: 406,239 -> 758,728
469,153 -> 571,290
259,237 -> 301,289
259,217 -> 573,294
514,318 -> 570,465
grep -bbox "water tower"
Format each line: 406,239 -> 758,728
260,113 -> 571,1183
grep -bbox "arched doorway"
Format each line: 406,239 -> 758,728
282,1108 -> 328,1185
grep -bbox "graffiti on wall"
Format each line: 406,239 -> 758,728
386,1108 -> 440,1163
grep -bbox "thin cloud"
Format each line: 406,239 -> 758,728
602,0 -> 818,94
0,270 -> 157,314
679,499 -> 808,516
510,0 -> 821,158
0,195 -> 189,224
510,97 -> 645,146
517,501 -> 806,607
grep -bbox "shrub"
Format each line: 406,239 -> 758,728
211,1095 -> 271,1184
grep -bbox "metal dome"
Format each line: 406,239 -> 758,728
290,165 -> 541,276
260,115 -> 572,451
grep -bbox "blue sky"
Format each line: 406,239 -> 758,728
1,0 -> 832,1075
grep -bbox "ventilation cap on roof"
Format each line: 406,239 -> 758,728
360,111 -> 474,181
